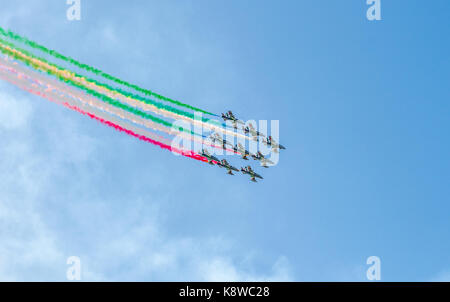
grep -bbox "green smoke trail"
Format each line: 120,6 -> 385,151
0,39 -> 202,138
0,26 -> 217,116
95,81 -> 224,127
0,28 -> 224,127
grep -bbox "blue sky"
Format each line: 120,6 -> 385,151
0,0 -> 449,281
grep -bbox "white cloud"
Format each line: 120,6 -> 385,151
429,270 -> 450,282
0,85 -> 98,280
0,1 -> 293,282
198,256 -> 291,282
0,86 -> 292,281
72,203 -> 292,281
0,94 -> 62,281
0,88 -> 33,130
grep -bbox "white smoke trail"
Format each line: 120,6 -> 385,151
0,41 -> 250,141
0,57 -> 175,146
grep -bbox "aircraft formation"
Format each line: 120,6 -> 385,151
202,110 -> 286,182
0,27 -> 284,184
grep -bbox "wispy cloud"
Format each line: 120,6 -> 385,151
0,82 -> 291,281
0,85 -> 33,130
429,270 -> 450,282
0,1 -> 294,282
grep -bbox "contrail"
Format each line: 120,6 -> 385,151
67,103 -> 209,162
0,26 -> 217,117
0,55 -> 230,153
0,57 -> 209,162
0,40 -> 207,139
0,58 -> 173,145
0,37 -> 250,142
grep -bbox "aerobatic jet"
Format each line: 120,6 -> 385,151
233,143 -> 251,160
243,123 -> 266,141
251,151 -> 274,168
221,111 -> 244,129
241,166 -> 263,182
209,133 -> 233,149
262,135 -> 286,153
217,159 -> 239,175
199,149 -> 220,165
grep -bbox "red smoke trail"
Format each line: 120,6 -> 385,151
0,63 -> 210,163
1,56 -> 234,155
65,102 -> 210,163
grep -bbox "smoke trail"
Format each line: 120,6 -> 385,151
0,58 -> 209,163
0,55 -> 232,153
0,59 -> 173,145
0,26 -> 217,116
0,58 -> 170,136
0,37 -> 249,141
0,41 -> 207,139
67,103 -> 209,162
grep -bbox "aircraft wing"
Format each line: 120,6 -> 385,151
260,158 -> 274,167
252,171 -> 263,179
